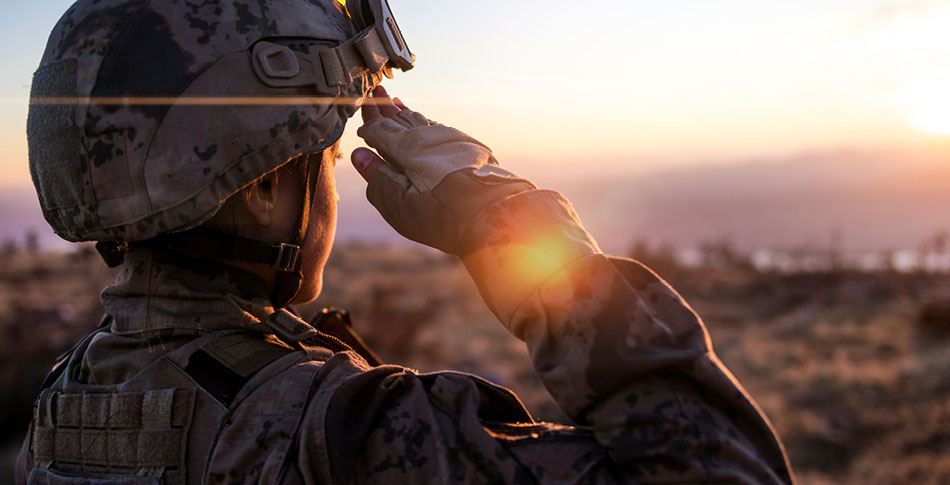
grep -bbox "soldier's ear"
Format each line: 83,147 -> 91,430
243,178 -> 276,227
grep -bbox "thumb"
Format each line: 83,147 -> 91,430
351,147 -> 385,182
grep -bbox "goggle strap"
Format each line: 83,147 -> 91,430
323,28 -> 390,84
252,27 -> 393,95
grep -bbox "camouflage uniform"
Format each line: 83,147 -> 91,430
16,185 -> 794,483
18,0 -> 794,483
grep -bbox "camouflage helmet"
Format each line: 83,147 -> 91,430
28,0 -> 413,243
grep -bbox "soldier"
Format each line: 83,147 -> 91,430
17,0 -> 794,483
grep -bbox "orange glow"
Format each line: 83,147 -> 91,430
506,238 -> 576,291
461,237 -> 580,322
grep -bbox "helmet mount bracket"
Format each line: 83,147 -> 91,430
346,0 -> 414,72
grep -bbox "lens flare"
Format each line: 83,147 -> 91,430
514,241 -> 573,282
897,70 -> 950,136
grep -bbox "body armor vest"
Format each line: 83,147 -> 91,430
20,309 -> 361,484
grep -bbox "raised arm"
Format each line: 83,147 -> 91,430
315,87 -> 794,483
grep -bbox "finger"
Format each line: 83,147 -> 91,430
361,98 -> 381,123
372,85 -> 402,119
392,97 -> 409,111
351,147 -> 385,182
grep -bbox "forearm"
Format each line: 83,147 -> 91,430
354,99 -> 793,482
460,191 -> 794,483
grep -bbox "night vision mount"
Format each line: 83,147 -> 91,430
347,0 -> 415,73
251,0 -> 415,94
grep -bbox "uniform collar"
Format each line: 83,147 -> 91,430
101,247 -> 276,335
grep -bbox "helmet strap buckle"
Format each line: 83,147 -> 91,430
272,243 -> 301,272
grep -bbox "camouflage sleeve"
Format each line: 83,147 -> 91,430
461,189 -> 794,483
296,189 -> 793,484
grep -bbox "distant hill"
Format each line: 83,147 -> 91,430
4,147 -> 950,253
554,148 -> 950,253
0,187 -> 64,250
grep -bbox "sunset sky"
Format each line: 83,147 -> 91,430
2,1 -> 950,183
1,0 -> 949,250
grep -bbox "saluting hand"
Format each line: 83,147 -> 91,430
350,86 -> 535,255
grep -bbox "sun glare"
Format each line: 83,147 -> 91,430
898,70 -> 950,136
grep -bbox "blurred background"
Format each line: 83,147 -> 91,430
2,1 -> 949,483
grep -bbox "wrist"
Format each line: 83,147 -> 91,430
459,190 -> 601,333
430,165 -> 536,224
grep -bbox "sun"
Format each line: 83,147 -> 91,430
898,70 -> 950,136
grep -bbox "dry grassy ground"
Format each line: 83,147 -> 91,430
1,243 -> 948,483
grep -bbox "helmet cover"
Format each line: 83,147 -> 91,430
28,0 -> 385,242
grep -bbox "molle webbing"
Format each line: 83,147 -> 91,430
32,388 -> 194,472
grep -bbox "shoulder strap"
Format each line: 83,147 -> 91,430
263,307 -> 383,366
184,332 -> 297,406
200,332 -> 296,378
40,314 -> 112,390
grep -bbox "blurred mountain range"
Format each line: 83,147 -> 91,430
554,148 -> 950,253
3,147 -> 950,253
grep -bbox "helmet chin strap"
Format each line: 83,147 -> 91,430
269,152 -> 320,308
124,152 -> 322,308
